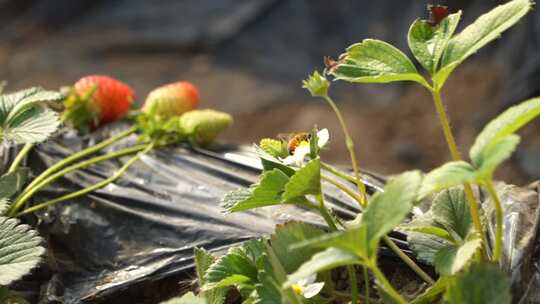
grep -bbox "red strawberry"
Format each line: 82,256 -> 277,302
143,81 -> 199,119
64,75 -> 135,131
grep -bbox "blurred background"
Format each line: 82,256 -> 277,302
1,0 -> 539,184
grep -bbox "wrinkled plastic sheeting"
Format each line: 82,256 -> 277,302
12,126 -> 389,303
481,182 -> 540,303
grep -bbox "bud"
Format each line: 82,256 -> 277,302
302,71 -> 330,97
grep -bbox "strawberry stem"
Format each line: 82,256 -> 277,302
9,126 -> 137,215
7,143 -> 34,174
14,141 -> 155,217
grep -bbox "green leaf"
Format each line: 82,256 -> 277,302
434,236 -> 481,275
361,171 -> 421,256
331,39 -> 429,87
432,187 -> 472,239
470,97 -> 540,167
283,247 -> 360,289
476,135 -> 520,179
291,227 -> 367,259
435,0 -> 533,88
0,168 -> 29,199
256,269 -> 283,304
0,216 -> 45,285
407,213 -> 452,265
160,292 -> 206,304
270,222 -> 325,274
194,248 -> 227,304
204,247 -> 259,290
410,277 -> 448,304
0,199 -> 9,215
221,169 -> 289,212
445,263 -> 511,304
408,12 -> 462,74
0,88 -> 63,144
397,225 -> 453,242
419,161 -> 476,199
283,158 -> 321,201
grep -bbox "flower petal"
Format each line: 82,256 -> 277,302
303,282 -> 325,298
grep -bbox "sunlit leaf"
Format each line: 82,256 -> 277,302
408,12 -> 461,74
331,39 -> 429,87
419,161 -> 476,199
283,158 -> 321,201
434,0 -> 532,88
0,216 -> 45,285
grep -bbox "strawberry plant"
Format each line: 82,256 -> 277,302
174,0 -> 539,303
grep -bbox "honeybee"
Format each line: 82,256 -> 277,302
280,132 -> 311,155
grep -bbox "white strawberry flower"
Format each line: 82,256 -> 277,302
282,128 -> 329,166
290,274 -> 325,299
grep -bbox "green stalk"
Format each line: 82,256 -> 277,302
14,141 -> 154,217
369,261 -> 407,304
321,162 -> 359,185
363,267 -> 370,304
382,236 -> 434,284
9,144 -> 147,216
323,95 -> 367,207
316,193 -> 358,304
322,175 -> 365,208
430,89 -> 487,257
7,143 -> 34,174
19,126 -> 136,196
484,180 -> 504,262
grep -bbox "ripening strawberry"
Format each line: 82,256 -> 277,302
64,75 -> 135,131
143,81 -> 199,119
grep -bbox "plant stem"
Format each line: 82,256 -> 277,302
322,175 -> 364,209
14,141 -> 154,217
321,162 -> 359,185
323,95 -> 367,207
369,261 -> 407,304
19,126 -> 136,198
363,267 -> 370,304
316,193 -> 358,304
7,143 -> 34,174
430,89 -> 487,257
484,179 -> 504,263
382,236 -> 434,284
8,144 -> 147,216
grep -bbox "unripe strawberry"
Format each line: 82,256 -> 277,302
180,109 -> 233,145
143,81 -> 199,119
64,75 -> 135,130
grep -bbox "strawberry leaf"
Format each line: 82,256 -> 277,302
283,158 -> 321,202
408,11 -> 462,74
434,235 -> 481,275
0,216 -> 45,285
194,248 -> 227,304
331,39 -> 429,87
406,213 -> 453,265
204,246 -> 259,290
283,247 -> 360,289
470,97 -> 540,168
419,161 -> 476,199
0,199 -> 9,215
0,88 -> 63,144
475,135 -> 520,179
432,187 -> 472,240
220,169 -> 289,213
0,168 -> 29,199
445,263 -> 511,304
434,0 -> 532,88
270,222 -> 325,274
411,277 -> 449,304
